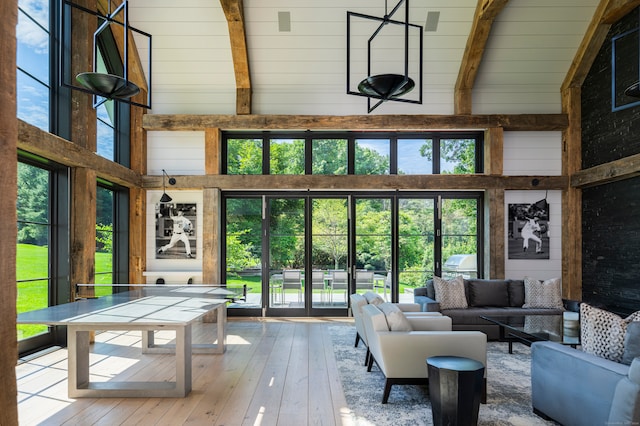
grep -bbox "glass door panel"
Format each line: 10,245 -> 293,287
441,198 -> 479,279
268,198 -> 305,310
398,198 -> 435,302
354,198 -> 391,302
225,198 -> 263,309
311,198 -> 348,308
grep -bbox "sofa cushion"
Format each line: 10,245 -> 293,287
623,322 -> 640,366
363,291 -> 384,306
508,280 -> 525,307
378,302 -> 412,332
581,303 -> 640,363
433,275 -> 468,310
467,279 -> 509,307
523,276 -> 563,309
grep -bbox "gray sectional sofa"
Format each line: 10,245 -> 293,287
414,278 -> 574,340
531,341 -> 640,425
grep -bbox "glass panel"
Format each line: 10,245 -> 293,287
311,198 -> 348,307
17,70 -> 49,131
270,139 -> 304,174
441,198 -> 478,279
96,101 -> 115,161
225,198 -> 263,309
440,139 -> 476,174
227,138 -> 263,174
355,198 -> 391,301
312,139 -> 348,174
16,2 -> 49,131
17,162 -> 50,340
17,7 -> 49,84
355,139 -> 390,174
398,198 -> 435,298
269,198 -> 305,308
95,187 -> 114,293
398,139 -> 433,174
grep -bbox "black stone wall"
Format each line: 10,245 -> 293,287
581,7 -> 640,314
583,178 -> 640,314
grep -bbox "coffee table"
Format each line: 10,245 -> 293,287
481,313 -> 580,353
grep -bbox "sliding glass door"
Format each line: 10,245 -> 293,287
223,192 -> 482,317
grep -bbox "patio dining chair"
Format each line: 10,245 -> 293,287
311,270 -> 326,303
355,270 -> 374,292
330,270 -> 349,304
282,270 -> 303,304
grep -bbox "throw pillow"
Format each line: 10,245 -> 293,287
377,302 -> 412,332
433,275 -> 468,310
467,279 -> 509,307
508,280 -> 526,307
623,321 -> 640,366
523,276 -> 563,309
363,291 -> 384,306
580,303 -> 640,363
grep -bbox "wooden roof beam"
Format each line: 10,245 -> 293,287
220,0 -> 252,115
454,0 -> 510,115
563,0 -> 640,91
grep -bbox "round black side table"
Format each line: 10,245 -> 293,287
426,355 -> 485,426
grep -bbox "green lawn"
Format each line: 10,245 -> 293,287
17,243 -> 112,339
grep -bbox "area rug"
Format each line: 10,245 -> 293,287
329,324 -> 558,426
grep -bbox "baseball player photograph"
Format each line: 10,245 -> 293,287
156,202 -> 197,259
507,200 -> 550,260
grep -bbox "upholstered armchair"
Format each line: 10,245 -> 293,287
362,303 -> 487,403
350,292 -> 443,366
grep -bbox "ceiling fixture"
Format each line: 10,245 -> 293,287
347,0 -> 423,113
160,169 -> 176,203
61,0 -> 152,109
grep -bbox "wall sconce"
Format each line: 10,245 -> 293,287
347,0 -> 423,113
160,169 -> 176,203
60,0 -> 153,109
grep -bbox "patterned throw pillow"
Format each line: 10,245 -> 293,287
523,276 -> 563,309
580,303 -> 640,363
433,275 -> 468,310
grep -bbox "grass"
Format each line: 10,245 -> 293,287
17,244 -> 112,339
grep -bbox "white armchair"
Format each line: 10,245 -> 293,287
350,293 -> 444,366
362,303 -> 488,403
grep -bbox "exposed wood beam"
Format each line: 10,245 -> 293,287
0,0 -> 18,421
563,0 -> 640,91
454,0 -> 510,114
142,174 -> 568,191
142,113 -> 568,132
17,120 -> 142,188
220,0 -> 252,115
571,152 -> 640,188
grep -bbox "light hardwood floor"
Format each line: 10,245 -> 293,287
17,318 -> 356,426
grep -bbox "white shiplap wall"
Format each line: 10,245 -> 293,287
147,131 -> 206,175
502,130 -> 562,282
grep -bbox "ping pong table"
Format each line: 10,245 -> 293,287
17,285 -> 228,398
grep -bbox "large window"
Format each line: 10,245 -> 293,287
17,162 -> 51,340
223,131 -> 483,175
17,0 -> 50,131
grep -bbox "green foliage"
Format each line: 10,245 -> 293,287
96,223 -> 113,252
226,231 -> 257,271
17,163 -> 49,245
227,139 -> 263,174
270,139 -> 305,174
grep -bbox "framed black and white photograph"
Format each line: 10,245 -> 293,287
508,199 -> 550,260
155,202 -> 197,259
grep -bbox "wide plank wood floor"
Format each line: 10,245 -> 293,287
16,318 -> 356,426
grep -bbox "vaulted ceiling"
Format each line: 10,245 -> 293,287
128,0 -> 640,117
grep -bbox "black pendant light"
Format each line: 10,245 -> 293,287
347,0 -> 423,112
61,0 -> 152,109
160,170 -> 176,203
